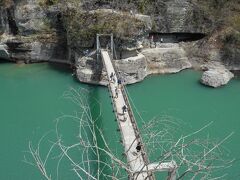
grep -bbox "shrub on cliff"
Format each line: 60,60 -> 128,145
63,8 -> 146,48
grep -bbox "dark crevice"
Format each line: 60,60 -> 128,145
149,32 -> 206,43
45,11 -> 69,62
230,70 -> 240,78
6,8 -> 18,35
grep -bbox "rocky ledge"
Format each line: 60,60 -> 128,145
76,52 -> 147,86
76,43 -> 192,86
142,44 -> 192,75
200,63 -> 234,88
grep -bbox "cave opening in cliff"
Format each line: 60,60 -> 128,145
149,32 -> 206,43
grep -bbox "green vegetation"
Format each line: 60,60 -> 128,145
137,0 -> 151,14
63,9 -> 145,47
228,15 -> 240,32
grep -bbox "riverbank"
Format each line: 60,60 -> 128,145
75,42 -> 236,88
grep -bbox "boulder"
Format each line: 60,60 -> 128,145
115,53 -> 147,84
76,55 -> 108,85
201,68 -> 234,88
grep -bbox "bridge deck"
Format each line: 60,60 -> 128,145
100,50 -> 153,180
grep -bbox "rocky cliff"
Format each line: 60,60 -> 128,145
0,0 -> 69,63
0,0 -> 239,87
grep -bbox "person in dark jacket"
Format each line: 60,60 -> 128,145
122,105 -> 127,114
136,142 -> 141,152
117,78 -> 122,88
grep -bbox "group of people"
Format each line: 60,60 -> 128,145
109,72 -> 128,116
110,72 -> 122,98
109,72 -> 142,154
150,35 -> 164,48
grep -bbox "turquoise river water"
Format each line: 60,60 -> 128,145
0,62 -> 239,179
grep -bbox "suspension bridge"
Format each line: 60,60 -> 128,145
97,34 -> 177,180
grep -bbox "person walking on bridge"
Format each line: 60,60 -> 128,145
110,72 -> 115,83
122,105 -> 128,115
117,78 -> 122,88
136,142 -> 142,153
114,87 -> 118,98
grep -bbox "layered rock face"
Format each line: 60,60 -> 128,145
0,0 -> 215,63
0,0 -> 69,63
0,0 -> 239,87
154,0 -> 198,33
142,44 -> 191,74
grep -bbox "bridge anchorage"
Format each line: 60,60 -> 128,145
96,34 -> 177,180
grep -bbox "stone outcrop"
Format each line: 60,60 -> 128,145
155,0 -> 194,33
200,62 -> 234,88
76,55 -> 107,85
76,52 -> 147,85
0,0 -> 239,88
76,45 -> 192,86
141,44 -> 192,74
0,0 -> 69,63
115,53 -> 147,84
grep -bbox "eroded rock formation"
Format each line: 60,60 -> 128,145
0,0 -> 239,87
200,62 -> 234,88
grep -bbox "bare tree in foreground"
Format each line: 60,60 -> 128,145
24,88 -> 235,180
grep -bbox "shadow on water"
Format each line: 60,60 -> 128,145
86,86 -> 112,178
48,62 -> 73,74
86,85 -> 126,179
231,70 -> 240,79
0,59 -> 14,64
0,60 -> 74,74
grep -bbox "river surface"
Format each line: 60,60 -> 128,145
0,62 -> 239,179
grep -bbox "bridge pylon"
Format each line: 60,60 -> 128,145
96,33 -> 114,61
